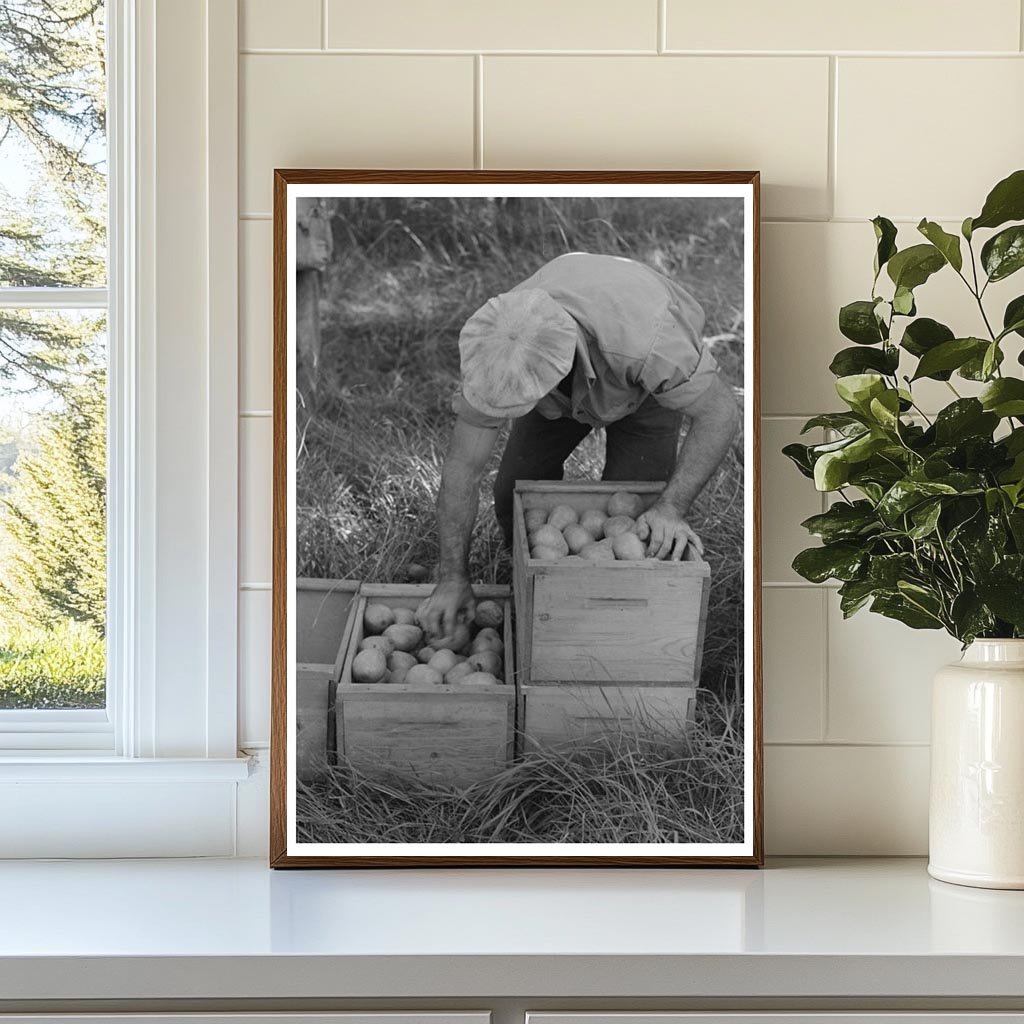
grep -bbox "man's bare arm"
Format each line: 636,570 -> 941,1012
420,417 -> 499,640
639,375 -> 740,560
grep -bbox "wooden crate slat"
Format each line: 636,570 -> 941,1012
295,577 -> 359,677
336,584 -> 516,786
512,480 -> 711,686
296,667 -> 333,783
519,683 -> 697,751
339,690 -> 513,788
294,578 -> 360,781
531,571 -> 708,683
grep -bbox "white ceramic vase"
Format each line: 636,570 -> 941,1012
929,639 -> 1024,889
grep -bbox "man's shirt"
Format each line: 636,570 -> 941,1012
452,252 -> 720,429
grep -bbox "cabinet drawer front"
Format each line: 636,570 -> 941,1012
0,1014 -> 490,1024
528,1016 -> 1024,1024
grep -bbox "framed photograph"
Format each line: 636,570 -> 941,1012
270,171 -> 762,867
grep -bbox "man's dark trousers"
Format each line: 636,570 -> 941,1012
493,395 -> 683,547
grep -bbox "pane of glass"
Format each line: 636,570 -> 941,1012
0,309 -> 106,709
0,1 -> 107,288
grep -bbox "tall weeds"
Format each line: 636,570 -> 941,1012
298,689 -> 745,845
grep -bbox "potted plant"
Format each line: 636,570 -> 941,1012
785,169 -> 1024,889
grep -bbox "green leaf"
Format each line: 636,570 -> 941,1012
800,412 -> 865,434
828,345 -> 899,378
950,593 -> 995,644
960,344 -> 1004,381
800,501 -> 879,543
782,442 -> 815,479
814,450 -> 850,491
792,542 -> 866,584
877,479 -> 958,523
1002,295 -> 1024,339
835,373 -> 887,413
868,552 -> 915,587
900,317 -> 954,360
908,500 -> 942,539
981,225 -> 1024,282
887,243 -> 946,291
911,337 -> 988,380
847,432 -> 889,459
839,300 -> 886,345
976,580 -> 1024,629
868,389 -> 902,430
982,341 -> 1001,381
838,579 -> 879,617
917,219 -> 963,272
979,378 -> 1024,418
962,216 -> 974,241
872,215 -> 898,277
971,168 -> 1024,232
933,399 -> 999,444
871,594 -> 943,630
892,286 -> 916,316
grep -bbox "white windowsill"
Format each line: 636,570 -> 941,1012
0,755 -> 253,782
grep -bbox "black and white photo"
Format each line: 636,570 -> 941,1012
271,172 -> 762,867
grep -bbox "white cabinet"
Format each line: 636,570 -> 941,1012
527,1016 -> 1024,1024
0,1016 -> 489,1024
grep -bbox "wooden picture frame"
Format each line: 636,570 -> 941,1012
271,170 -> 763,867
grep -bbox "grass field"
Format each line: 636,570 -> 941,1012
295,196 -> 747,843
298,691 -> 744,845
0,620 -> 105,709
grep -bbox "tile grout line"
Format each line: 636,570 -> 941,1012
819,430 -> 832,741
237,47 -> 1024,57
820,587 -> 830,743
657,0 -> 666,53
473,55 -> 484,169
766,740 -> 931,748
827,55 -> 838,220
321,0 -> 329,50
1021,0 -> 1024,51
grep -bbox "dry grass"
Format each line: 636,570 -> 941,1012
297,689 -> 744,845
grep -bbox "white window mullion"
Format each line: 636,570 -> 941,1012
0,287 -> 108,310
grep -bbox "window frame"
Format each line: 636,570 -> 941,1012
0,0 -> 244,787
0,5 -> 120,751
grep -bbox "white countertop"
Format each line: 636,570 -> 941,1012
1,857 -> 1023,1002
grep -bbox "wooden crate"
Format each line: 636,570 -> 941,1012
295,578 -> 360,782
336,584 -> 516,787
519,682 -> 697,751
512,480 -> 711,687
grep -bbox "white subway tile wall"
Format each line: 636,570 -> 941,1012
236,0 -> 1024,852
239,220 -> 272,412
326,0 -> 658,52
241,0 -> 321,50
664,0 -> 1021,53
483,56 -> 831,219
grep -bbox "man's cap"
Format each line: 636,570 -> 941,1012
459,288 -> 579,420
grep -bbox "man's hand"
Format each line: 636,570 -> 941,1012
636,501 -> 704,561
419,577 -> 476,644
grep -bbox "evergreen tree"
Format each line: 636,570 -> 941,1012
0,376 -> 105,633
0,1 -> 107,641
0,0 -> 106,390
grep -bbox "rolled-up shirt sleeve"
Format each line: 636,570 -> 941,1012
450,387 -> 505,428
640,312 -> 721,412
